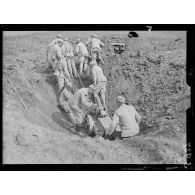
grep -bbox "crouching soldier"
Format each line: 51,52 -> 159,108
73,86 -> 104,134
105,96 -> 141,140
58,81 -> 77,125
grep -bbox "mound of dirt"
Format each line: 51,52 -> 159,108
3,31 -> 189,164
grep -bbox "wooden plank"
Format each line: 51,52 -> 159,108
97,116 -> 112,133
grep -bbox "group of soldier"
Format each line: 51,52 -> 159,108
47,33 -> 141,140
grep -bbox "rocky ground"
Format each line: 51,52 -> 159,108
3,31 -> 190,164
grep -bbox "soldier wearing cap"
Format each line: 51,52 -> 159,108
62,38 -> 78,78
48,34 -> 63,48
75,39 -> 89,75
86,34 -> 105,64
105,96 -> 141,139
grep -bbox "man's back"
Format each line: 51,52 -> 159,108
91,38 -> 104,51
76,42 -> 88,56
92,65 -> 107,83
115,104 -> 141,136
50,44 -> 63,61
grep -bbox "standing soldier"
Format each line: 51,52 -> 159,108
75,39 -> 89,75
47,34 -> 63,68
90,60 -> 107,114
86,34 -> 105,64
62,38 -> 78,78
48,39 -> 71,96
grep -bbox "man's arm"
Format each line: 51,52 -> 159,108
75,44 -> 79,54
99,40 -> 105,47
91,68 -> 97,85
85,38 -> 91,45
134,107 -> 141,125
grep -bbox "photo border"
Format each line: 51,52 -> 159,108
0,24 -> 194,171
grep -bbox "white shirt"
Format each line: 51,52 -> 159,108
91,65 -> 107,84
75,42 -> 88,56
108,104 -> 141,137
86,38 -> 104,51
50,44 -> 63,61
62,41 -> 74,57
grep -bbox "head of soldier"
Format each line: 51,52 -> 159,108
57,34 -> 62,39
92,34 -> 97,38
64,38 -> 68,42
76,39 -> 81,44
116,96 -> 126,107
57,39 -> 64,47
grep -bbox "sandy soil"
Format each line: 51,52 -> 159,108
3,31 -> 189,164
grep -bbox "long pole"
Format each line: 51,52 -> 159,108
4,73 -> 27,109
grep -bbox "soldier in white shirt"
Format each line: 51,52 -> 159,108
75,39 -> 89,75
48,39 -> 71,93
90,60 -> 107,113
86,34 -> 105,64
106,96 -> 141,140
62,38 -> 78,78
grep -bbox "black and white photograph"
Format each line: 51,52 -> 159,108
1,26 -> 194,169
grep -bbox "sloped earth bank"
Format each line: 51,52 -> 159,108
3,31 -> 190,164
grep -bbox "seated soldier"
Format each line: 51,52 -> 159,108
105,96 -> 141,140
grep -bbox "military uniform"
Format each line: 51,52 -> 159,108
75,41 -> 89,74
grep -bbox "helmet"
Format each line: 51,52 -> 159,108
57,34 -> 62,38
76,39 -> 81,43
92,34 -> 97,38
116,96 -> 125,103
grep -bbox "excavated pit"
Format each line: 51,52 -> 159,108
3,31 -> 190,164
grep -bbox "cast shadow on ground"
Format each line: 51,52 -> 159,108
51,111 -> 87,138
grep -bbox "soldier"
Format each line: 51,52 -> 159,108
86,34 -> 105,64
90,60 -> 107,113
58,81 -> 77,125
105,96 -> 141,140
48,39 -> 71,95
62,38 -> 78,78
75,39 -> 89,75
